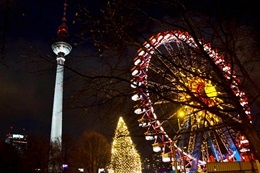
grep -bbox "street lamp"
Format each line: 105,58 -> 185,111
34,168 -> 41,172
78,168 -> 84,172
62,164 -> 68,172
98,168 -> 104,173
177,109 -> 185,129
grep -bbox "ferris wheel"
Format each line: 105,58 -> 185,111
131,30 -> 253,172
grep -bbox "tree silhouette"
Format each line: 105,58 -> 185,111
72,130 -> 111,173
21,136 -> 49,173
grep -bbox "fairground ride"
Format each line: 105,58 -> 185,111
131,30 -> 254,172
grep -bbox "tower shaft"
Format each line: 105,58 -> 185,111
50,56 -> 65,143
50,41 -> 72,145
49,40 -> 71,173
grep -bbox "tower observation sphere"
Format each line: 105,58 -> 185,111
52,22 -> 72,57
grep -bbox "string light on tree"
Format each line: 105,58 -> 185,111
110,117 -> 142,173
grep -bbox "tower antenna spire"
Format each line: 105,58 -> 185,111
56,0 -> 70,42
62,0 -> 68,23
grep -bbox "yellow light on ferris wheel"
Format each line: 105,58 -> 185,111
204,83 -> 217,98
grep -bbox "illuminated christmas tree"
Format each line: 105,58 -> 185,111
110,117 -> 142,173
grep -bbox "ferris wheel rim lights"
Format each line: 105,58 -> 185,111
131,30 -> 251,119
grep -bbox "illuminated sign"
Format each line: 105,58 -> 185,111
12,134 -> 24,139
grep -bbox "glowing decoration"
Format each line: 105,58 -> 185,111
110,117 -> 142,173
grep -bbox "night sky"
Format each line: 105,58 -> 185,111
0,0 -> 142,145
0,0 -> 259,158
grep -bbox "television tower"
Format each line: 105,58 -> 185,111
50,0 -> 72,145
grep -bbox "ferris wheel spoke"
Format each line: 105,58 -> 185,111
215,127 -> 241,161
201,135 -> 210,162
